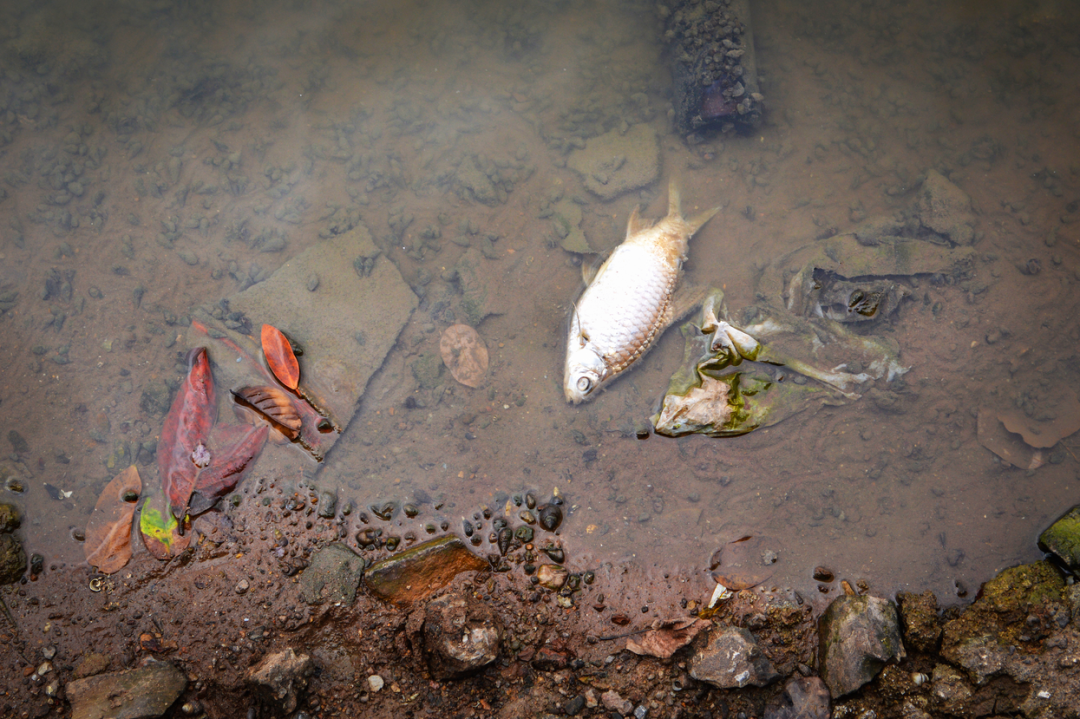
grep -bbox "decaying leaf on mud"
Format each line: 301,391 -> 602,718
625,618 -> 712,659
440,324 -> 489,388
138,489 -> 192,560
232,386 -> 302,438
261,324 -> 300,390
84,465 -> 142,574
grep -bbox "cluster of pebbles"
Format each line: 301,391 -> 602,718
661,0 -> 763,136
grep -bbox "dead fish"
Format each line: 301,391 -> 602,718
564,179 -> 719,403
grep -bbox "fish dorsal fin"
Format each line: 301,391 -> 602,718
667,177 -> 682,218
625,206 -> 650,239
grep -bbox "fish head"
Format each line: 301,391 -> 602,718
564,344 -> 606,404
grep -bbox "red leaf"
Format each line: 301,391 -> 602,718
195,425 -> 268,500
159,347 -> 216,519
84,465 -> 142,574
261,324 -> 300,390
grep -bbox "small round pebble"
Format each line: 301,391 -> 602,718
367,675 -> 384,692
234,579 -> 250,595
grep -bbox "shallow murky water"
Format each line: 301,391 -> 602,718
1,0 -> 1079,608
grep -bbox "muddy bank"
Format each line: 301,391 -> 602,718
2,500 -> 1079,718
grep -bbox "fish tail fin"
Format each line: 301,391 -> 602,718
687,204 -> 721,235
668,177 -> 719,235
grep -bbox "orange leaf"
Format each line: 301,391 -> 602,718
261,324 -> 300,390
85,465 -> 142,574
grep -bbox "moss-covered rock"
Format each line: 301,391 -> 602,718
0,533 -> 27,584
941,560 -> 1068,684
0,502 -> 21,534
896,590 -> 941,653
1038,505 -> 1080,570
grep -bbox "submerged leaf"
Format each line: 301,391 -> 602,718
195,425 -> 268,500
84,465 -> 142,574
160,347 -> 216,520
261,324 -> 300,390
440,324 -> 489,388
232,386 -> 302,437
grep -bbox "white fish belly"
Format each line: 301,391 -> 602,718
574,243 -> 678,371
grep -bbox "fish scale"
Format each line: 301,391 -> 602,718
564,180 -> 719,404
577,243 -> 676,372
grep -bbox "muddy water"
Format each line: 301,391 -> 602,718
0,0 -> 1078,612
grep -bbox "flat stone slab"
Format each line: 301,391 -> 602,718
568,123 -> 660,201
300,542 -> 365,605
187,223 -> 417,438
67,660 -> 187,719
364,535 -> 488,605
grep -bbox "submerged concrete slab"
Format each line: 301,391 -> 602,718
186,223 -> 417,442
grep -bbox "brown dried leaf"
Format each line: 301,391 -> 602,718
625,619 -> 712,659
85,465 -> 141,574
232,386 -> 302,438
440,324 -> 489,388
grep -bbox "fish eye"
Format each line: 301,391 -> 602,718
576,376 -> 592,393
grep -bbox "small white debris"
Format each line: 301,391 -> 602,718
367,675 -> 384,693
708,582 -> 732,609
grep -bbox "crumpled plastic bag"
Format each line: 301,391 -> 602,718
653,291 -> 904,438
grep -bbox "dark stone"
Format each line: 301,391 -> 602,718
531,637 -> 576,671
299,542 -> 364,606
7,429 -> 29,454
896,590 -> 942,653
245,648 -> 312,715
764,676 -> 831,719
564,694 -> 586,716
913,169 -> 975,246
422,591 -> 501,680
818,594 -> 905,698
365,535 -> 487,605
1039,505 -> 1080,570
317,491 -> 337,518
0,533 -> 26,585
66,659 -> 187,719
73,652 -> 111,679
689,626 -> 780,689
